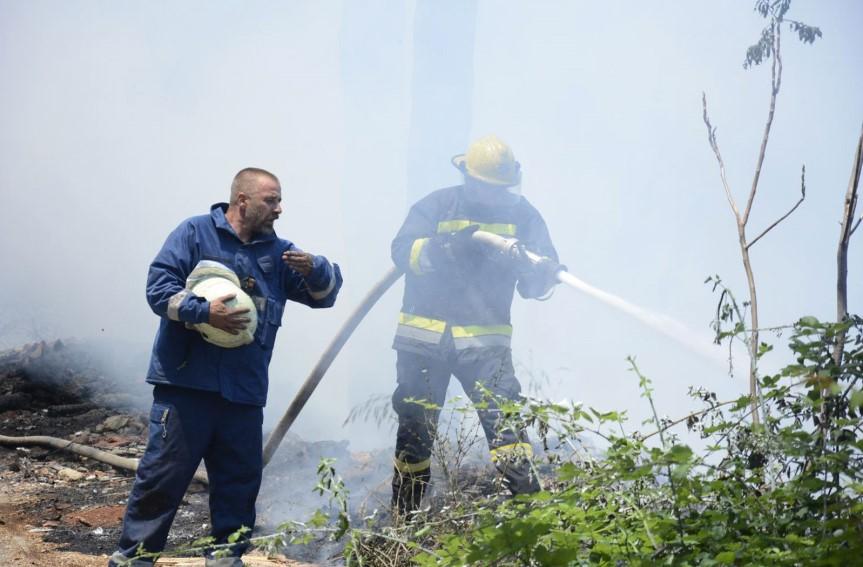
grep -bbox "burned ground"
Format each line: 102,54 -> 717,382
0,340 -> 212,564
0,340 -> 527,567
0,340 -> 395,566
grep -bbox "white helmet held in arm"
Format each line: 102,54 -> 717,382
186,261 -> 258,348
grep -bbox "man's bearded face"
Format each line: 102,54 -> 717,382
245,182 -> 282,235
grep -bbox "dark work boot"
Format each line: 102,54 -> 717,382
491,443 -> 541,495
107,551 -> 153,566
391,465 -> 431,517
204,557 -> 245,567
502,459 -> 541,495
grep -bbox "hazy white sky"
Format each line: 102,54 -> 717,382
1,1 -> 861,451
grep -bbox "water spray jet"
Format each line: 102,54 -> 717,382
471,230 -> 723,366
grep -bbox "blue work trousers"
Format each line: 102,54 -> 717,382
114,385 -> 263,563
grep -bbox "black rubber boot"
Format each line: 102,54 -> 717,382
492,450 -> 540,496
391,466 -> 431,517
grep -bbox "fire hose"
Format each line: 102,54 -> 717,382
262,228 -> 722,465
0,231 -> 703,481
0,232 -> 562,484
262,230 -> 564,467
262,266 -> 403,466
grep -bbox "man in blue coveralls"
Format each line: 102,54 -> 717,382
109,167 -> 343,567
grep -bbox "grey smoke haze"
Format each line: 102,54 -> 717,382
1,1 -> 861,455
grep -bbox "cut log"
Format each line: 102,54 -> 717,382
0,434 -> 209,484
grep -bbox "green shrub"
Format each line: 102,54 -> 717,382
405,316 -> 863,566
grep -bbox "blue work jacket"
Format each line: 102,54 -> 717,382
145,203 -> 342,406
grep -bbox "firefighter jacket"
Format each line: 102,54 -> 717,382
145,203 -> 342,406
391,185 -> 558,356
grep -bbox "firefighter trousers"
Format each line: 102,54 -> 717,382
391,346 -> 539,513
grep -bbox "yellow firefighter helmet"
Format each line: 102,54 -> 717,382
451,135 -> 522,187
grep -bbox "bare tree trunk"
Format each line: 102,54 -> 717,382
740,231 -> 761,424
833,123 -> 863,366
702,21 -> 807,427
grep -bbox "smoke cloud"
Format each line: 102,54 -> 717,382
1,1 -> 861,460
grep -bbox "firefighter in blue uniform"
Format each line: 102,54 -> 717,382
390,135 -> 562,514
110,167 -> 342,567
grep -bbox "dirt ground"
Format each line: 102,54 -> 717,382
0,339 -> 548,567
0,340 -> 392,567
0,485 -> 316,567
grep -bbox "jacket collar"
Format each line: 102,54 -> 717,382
210,203 -> 277,244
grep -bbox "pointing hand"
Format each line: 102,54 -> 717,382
282,250 -> 314,276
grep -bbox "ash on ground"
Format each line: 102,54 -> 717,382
0,340 -> 394,565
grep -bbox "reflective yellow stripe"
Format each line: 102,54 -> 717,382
490,442 -> 533,461
437,219 -> 516,236
394,457 -> 431,474
479,223 -> 516,236
408,238 -> 429,275
437,219 -> 473,233
451,324 -> 513,338
398,313 -> 446,334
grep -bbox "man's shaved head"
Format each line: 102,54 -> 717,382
230,167 -> 280,205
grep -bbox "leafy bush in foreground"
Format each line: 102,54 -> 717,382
397,317 -> 863,566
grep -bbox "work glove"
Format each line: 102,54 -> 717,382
534,257 -> 566,286
515,247 -> 566,298
512,244 -> 563,275
429,224 -> 480,266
